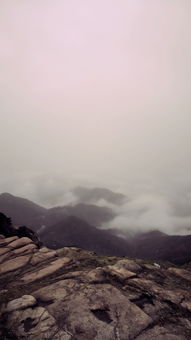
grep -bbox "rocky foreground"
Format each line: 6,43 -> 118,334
0,234 -> 191,340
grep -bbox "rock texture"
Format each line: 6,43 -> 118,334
0,234 -> 191,339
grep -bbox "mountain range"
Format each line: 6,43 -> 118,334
0,192 -> 115,230
0,192 -> 191,265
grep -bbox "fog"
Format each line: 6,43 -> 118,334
0,1 -> 191,235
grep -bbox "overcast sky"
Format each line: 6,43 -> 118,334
0,1 -> 191,233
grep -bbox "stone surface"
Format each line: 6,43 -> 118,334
160,289 -> 185,304
0,247 -> 11,256
13,243 -> 37,255
30,250 -> 57,265
0,234 -> 191,340
3,295 -> 36,313
20,257 -> 71,283
104,264 -> 136,281
0,251 -> 12,264
7,305 -> 71,340
33,279 -> 70,302
181,300 -> 191,312
144,263 -> 158,270
0,255 -> 30,274
85,267 -> 106,283
38,247 -> 51,253
136,325 -> 187,340
168,267 -> 191,282
8,237 -> 33,249
34,281 -> 152,340
0,236 -> 18,246
114,258 -> 141,272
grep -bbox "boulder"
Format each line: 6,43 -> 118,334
3,295 -> 36,313
104,264 -> 136,281
114,258 -> 141,272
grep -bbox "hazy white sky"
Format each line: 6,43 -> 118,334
0,1 -> 191,233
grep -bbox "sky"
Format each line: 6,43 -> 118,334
0,1 -> 191,234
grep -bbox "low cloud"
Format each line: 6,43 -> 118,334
0,172 -> 75,207
1,173 -> 191,235
104,192 -> 191,235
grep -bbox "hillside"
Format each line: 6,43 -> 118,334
0,193 -> 191,265
40,215 -> 131,257
48,203 -> 115,226
130,230 -> 191,265
0,193 -> 116,231
0,232 -> 191,339
0,193 -> 47,230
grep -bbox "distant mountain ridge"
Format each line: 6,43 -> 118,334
130,230 -> 191,265
0,192 -> 47,228
0,192 -> 191,264
48,203 -> 115,226
40,215 -> 131,257
0,192 -> 115,231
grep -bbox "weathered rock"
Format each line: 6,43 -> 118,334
30,250 -> 57,265
160,289 -> 185,304
0,234 -> 191,340
85,267 -> 106,283
168,267 -> 191,282
144,263 -> 158,270
16,226 -> 42,248
13,243 -> 37,255
0,251 -> 12,264
0,236 -> 18,246
179,318 -> 191,330
33,279 -> 70,303
3,295 -> 37,313
38,247 -> 51,253
0,255 -> 31,274
114,258 -> 141,272
136,325 -> 187,340
128,278 -> 163,295
0,247 -> 11,256
99,259 -> 141,283
20,257 -> 71,283
0,242 -> 37,258
34,281 -> 152,340
104,264 -> 136,281
0,234 -> 5,239
8,237 -> 33,250
6,304 -> 71,340
56,246 -> 84,258
181,300 -> 191,312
